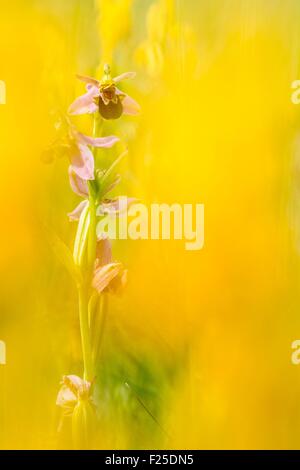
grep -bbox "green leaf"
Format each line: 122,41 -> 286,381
98,149 -> 128,197
73,202 -> 90,268
45,226 -> 82,286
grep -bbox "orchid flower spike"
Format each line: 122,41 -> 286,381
68,64 -> 140,120
67,125 -> 119,181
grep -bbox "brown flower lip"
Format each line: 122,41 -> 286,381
97,84 -> 125,119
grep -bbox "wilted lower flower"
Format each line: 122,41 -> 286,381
68,64 -> 140,119
56,375 -> 93,416
92,235 -> 127,294
57,375 -> 96,449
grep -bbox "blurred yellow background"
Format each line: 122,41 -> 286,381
1,0 -> 300,449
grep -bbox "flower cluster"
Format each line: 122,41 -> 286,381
55,65 -> 139,432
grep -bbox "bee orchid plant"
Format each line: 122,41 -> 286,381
53,64 -> 139,448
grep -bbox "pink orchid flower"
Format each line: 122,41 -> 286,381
67,172 -> 123,221
56,375 -> 93,416
92,235 -> 127,295
43,113 -> 119,179
67,126 -> 119,180
68,192 -> 135,221
68,64 -> 140,120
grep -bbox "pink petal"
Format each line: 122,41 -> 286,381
69,143 -> 94,180
68,86 -> 99,115
120,269 -> 128,289
56,375 -> 92,414
56,385 -> 77,409
98,197 -> 137,215
75,131 -> 120,148
68,200 -> 89,221
113,71 -> 136,83
69,167 -> 89,197
92,262 -> 123,293
96,234 -> 112,266
64,374 -> 91,397
76,74 -> 100,87
115,89 -> 140,115
109,268 -> 128,295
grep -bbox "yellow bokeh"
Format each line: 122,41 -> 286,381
1,0 -> 300,449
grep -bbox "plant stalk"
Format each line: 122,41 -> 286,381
87,188 -> 97,271
77,114 -> 100,382
78,284 -> 94,381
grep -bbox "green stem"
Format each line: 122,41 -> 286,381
92,294 -> 108,363
77,114 -> 100,381
77,115 -> 104,382
87,187 -> 96,271
78,284 -> 94,381
87,114 -> 101,271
